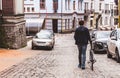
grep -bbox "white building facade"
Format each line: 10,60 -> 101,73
24,0 -> 86,33
86,0 -> 115,29
24,0 -> 116,33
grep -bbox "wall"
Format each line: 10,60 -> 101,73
15,0 -> 24,14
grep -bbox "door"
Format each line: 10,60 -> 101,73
111,31 -> 117,54
52,19 -> 58,33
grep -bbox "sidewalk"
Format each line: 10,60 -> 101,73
0,36 -> 35,72
0,49 -> 30,72
0,40 -> 39,72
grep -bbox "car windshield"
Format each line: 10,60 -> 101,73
36,33 -> 51,39
117,30 -> 120,38
96,31 -> 110,39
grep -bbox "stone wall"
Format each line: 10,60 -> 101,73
0,15 -> 27,49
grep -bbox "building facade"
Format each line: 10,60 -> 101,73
24,0 -> 116,33
0,0 -> 27,49
24,0 -> 86,33
118,0 -> 120,27
86,0 -> 115,30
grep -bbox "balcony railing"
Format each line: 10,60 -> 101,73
90,9 -> 94,14
105,10 -> 110,14
84,9 -> 91,15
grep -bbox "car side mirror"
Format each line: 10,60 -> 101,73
111,36 -> 117,40
91,35 -> 95,41
92,35 -> 95,38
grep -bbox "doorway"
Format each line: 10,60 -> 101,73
52,19 -> 58,33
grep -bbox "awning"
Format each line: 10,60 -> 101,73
25,18 -> 44,27
25,18 -> 44,33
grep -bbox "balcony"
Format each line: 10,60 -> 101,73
84,9 -> 91,15
105,10 -> 110,14
90,9 -> 95,14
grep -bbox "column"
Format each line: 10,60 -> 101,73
0,0 -> 27,49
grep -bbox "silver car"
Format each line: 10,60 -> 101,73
91,31 -> 111,53
107,29 -> 120,63
32,29 -> 55,50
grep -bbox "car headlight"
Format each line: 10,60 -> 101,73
103,43 -> 107,47
46,42 -> 52,45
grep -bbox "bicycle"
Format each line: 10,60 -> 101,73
88,49 -> 96,71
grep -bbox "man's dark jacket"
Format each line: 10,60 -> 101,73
74,26 -> 91,45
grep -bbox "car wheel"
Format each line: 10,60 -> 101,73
93,49 -> 97,54
116,50 -> 120,63
48,46 -> 52,50
31,46 -> 35,50
52,44 -> 54,49
107,49 -> 112,58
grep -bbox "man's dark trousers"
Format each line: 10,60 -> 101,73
77,44 -> 87,68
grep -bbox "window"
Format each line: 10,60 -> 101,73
53,0 -> 58,13
99,3 -> 102,11
105,17 -> 108,25
105,4 -> 109,10
32,7 -> 34,12
65,0 -> 67,10
78,0 -> 80,10
27,7 -> 30,12
24,7 -> 25,12
73,1 -> 75,10
68,19 -> 70,29
40,0 -> 45,9
84,2 -> 88,10
65,19 -> 67,29
79,0 -> 83,10
65,0 -> 70,10
91,2 -> 93,10
68,0 -> 70,10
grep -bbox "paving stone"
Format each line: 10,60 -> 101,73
0,33 -> 120,78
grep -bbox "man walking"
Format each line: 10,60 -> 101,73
74,20 -> 91,69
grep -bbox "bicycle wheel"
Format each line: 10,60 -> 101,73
90,50 -> 94,71
91,61 -> 94,70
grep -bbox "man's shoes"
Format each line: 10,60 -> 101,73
81,67 -> 85,70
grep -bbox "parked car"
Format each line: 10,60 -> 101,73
90,29 -> 97,40
40,29 -> 55,36
31,29 -> 55,50
91,31 -> 111,53
107,29 -> 120,63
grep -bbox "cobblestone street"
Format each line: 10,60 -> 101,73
0,33 -> 120,78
